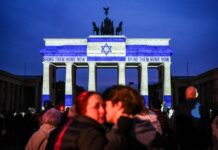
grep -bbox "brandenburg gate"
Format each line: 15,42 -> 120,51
40,35 -> 174,108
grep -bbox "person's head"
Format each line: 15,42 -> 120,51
75,85 -> 86,97
185,86 -> 198,100
43,100 -> 53,110
128,82 -> 134,88
76,91 -> 105,124
102,85 -> 143,124
41,108 -> 61,127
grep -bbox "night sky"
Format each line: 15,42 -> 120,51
1,0 -> 218,90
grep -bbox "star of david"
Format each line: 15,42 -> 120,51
101,43 -> 112,55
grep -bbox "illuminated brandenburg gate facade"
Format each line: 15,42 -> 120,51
40,35 -> 173,108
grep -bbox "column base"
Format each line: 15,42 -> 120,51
142,95 -> 149,106
65,95 -> 73,107
163,95 -> 172,108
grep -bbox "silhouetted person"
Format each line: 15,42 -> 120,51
46,91 -> 107,150
173,86 -> 210,150
151,98 -> 170,150
25,108 -> 61,150
128,81 -> 134,89
102,85 -> 148,149
211,110 -> 218,150
74,85 -> 85,98
22,110 -> 39,149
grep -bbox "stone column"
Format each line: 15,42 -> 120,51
6,83 -> 11,111
34,85 -> 39,110
65,62 -> 73,107
42,61 -> 50,108
118,62 -> 126,85
72,65 -> 76,103
11,84 -> 15,112
163,62 -> 172,108
20,87 -> 24,112
16,86 -> 20,112
158,65 -> 164,85
140,62 -> 149,106
0,81 -> 3,111
88,62 -> 96,91
14,85 -> 17,112
2,82 -> 7,112
49,65 -> 56,103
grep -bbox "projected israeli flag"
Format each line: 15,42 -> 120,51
87,35 -> 126,61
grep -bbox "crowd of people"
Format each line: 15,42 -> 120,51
0,85 -> 217,150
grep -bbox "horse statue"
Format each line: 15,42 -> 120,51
92,22 -> 99,35
116,21 -> 123,35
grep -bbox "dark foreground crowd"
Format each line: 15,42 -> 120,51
0,85 -> 218,150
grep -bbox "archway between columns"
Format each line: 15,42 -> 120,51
125,67 -> 139,90
148,66 -> 162,108
55,67 -> 66,107
97,66 -> 117,93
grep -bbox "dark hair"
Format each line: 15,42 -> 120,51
75,91 -> 101,115
151,98 -> 162,109
43,100 -> 53,110
102,85 -> 143,115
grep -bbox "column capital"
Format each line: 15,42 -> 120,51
163,61 -> 171,67
88,62 -> 96,66
140,62 -> 149,66
118,62 -> 126,66
42,61 -> 50,65
65,62 -> 73,66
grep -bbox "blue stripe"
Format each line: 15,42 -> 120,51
126,45 -> 173,56
126,53 -> 170,56
163,95 -> 172,108
126,45 -> 171,50
87,57 -> 125,61
65,95 -> 73,107
42,95 -> 50,106
87,38 -> 126,42
142,95 -> 149,106
43,54 -> 87,56
40,46 -> 87,56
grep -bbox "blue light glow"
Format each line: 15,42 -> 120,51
163,95 -> 172,108
65,95 -> 73,107
191,102 -> 201,119
142,95 -> 149,106
42,95 -> 50,106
